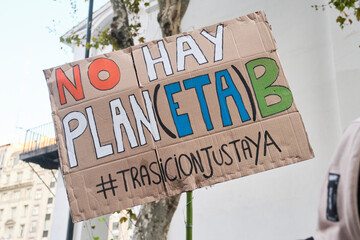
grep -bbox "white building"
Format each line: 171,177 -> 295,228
53,0 -> 360,239
0,143 -> 57,240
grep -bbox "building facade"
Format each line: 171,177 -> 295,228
0,143 -> 57,240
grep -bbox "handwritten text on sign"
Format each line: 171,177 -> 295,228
45,11 -> 313,222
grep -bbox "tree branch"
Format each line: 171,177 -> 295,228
157,0 -> 190,37
133,195 -> 181,239
110,0 -> 134,49
133,1 -> 190,238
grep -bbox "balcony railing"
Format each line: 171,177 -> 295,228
23,122 -> 56,153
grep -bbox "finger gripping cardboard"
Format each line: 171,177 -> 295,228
44,10 -> 314,222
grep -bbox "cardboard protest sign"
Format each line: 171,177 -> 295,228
44,11 -> 314,222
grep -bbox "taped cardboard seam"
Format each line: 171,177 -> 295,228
150,110 -> 302,155
153,147 -> 171,196
130,11 -> 277,88
61,149 -> 158,176
44,10 -> 314,222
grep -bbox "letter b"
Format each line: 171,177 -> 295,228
246,58 -> 293,117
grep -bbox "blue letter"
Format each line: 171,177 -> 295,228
216,70 -> 250,126
164,82 -> 193,137
183,75 -> 213,131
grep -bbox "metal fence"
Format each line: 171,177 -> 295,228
23,122 -> 56,153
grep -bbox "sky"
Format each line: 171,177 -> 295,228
0,0 -> 108,146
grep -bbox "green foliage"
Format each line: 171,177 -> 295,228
118,208 -> 138,226
60,32 -> 85,47
60,27 -> 122,51
126,0 -> 149,44
128,209 -> 138,222
60,0 -> 149,51
125,0 -> 143,14
116,208 -> 138,231
120,216 -> 128,223
312,0 -> 360,29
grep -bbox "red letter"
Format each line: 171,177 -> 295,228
56,65 -> 84,105
88,58 -> 120,90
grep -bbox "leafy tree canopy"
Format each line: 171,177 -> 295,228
312,0 -> 360,28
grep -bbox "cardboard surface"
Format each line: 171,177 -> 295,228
45,11 -> 314,222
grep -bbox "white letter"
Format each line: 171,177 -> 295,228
129,91 -> 160,146
110,98 -> 138,153
201,24 -> 224,62
85,107 -> 114,159
62,111 -> 87,168
142,40 -> 173,81
176,35 -> 208,72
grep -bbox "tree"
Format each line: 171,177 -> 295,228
62,0 -> 190,239
130,2 -> 190,237
312,0 -> 360,29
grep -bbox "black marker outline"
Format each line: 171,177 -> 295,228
200,24 -> 224,62
88,57 -> 121,91
56,65 -> 85,105
128,92 -> 161,146
85,106 -> 114,160
153,84 -> 177,139
141,40 -> 174,82
62,111 -> 88,168
231,65 -> 257,121
109,97 -> 139,153
176,34 -> 209,72
244,57 -> 292,118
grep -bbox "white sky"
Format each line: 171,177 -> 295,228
0,0 -> 108,146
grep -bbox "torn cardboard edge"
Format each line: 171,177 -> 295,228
44,10 -> 314,222
45,10 -> 276,110
47,11 -> 280,174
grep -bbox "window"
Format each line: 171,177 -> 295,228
30,221 -> 37,232
45,213 -> 51,220
2,193 -> 7,202
11,207 -> 16,218
19,224 -> 25,237
51,175 -> 56,182
43,219 -> 50,230
42,230 -> 48,237
13,190 -> 20,200
6,226 -> 13,238
50,181 -> 56,188
47,197 -> 53,204
29,170 -> 34,179
12,153 -> 19,166
23,205 -> 28,217
112,222 -> 119,230
37,174 -> 45,184
5,174 -> 10,184
0,209 -> 3,219
46,202 -> 53,213
17,172 -> 22,182
32,205 -> 39,216
0,149 -> 5,164
35,189 -> 42,199
26,188 -> 31,198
